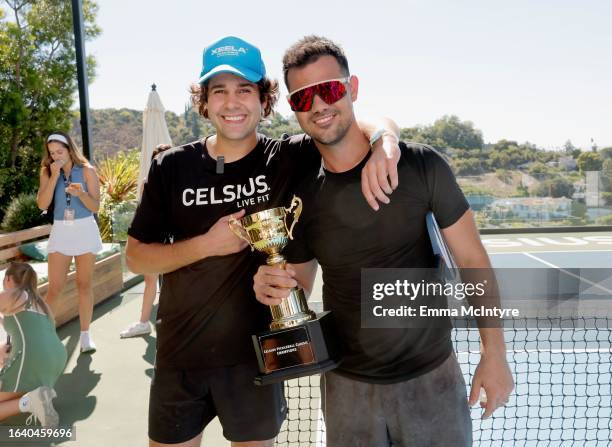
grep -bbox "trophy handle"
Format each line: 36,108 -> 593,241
284,196 -> 303,240
228,217 -> 254,251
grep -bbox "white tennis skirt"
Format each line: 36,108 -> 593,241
47,215 -> 103,256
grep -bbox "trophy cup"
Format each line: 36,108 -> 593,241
229,196 -> 341,385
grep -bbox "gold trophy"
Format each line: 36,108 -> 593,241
229,196 -> 341,385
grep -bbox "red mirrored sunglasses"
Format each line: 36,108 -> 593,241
287,77 -> 350,112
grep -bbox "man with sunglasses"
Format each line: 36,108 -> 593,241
253,36 -> 514,446
126,35 -> 401,447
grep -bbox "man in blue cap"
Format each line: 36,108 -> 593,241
126,36 -> 401,447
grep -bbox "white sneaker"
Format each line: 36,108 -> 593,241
80,335 -> 96,353
120,321 -> 152,339
24,386 -> 59,428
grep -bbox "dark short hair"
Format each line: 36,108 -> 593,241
151,144 -> 171,161
189,77 -> 279,119
282,35 -> 350,88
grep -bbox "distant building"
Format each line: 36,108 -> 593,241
465,194 -> 495,211
488,197 -> 572,221
558,157 -> 578,171
544,157 -> 577,171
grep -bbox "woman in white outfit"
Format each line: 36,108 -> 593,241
36,132 -> 102,353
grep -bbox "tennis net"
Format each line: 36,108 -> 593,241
276,317 -> 612,446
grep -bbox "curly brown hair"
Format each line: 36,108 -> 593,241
282,35 -> 350,89
189,77 -> 279,119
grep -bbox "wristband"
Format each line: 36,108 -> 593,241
369,129 -> 386,147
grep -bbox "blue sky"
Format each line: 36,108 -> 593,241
85,0 -> 612,149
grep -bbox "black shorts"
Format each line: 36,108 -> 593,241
149,362 -> 287,444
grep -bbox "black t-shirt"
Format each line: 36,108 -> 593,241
128,134 -> 319,370
285,142 -> 470,383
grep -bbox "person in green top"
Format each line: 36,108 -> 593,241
0,262 -> 67,427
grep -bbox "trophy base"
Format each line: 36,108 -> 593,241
252,311 -> 341,386
254,359 -> 339,386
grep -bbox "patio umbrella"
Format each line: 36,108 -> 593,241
138,84 -> 173,200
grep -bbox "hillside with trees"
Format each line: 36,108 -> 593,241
72,109 -> 608,184
69,108 -> 302,159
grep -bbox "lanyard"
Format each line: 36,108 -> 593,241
61,171 -> 72,208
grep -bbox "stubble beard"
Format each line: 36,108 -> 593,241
309,117 -> 352,147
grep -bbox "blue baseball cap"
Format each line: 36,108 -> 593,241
198,36 -> 266,84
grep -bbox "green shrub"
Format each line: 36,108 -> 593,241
532,176 -> 575,198
513,184 -> 530,197
98,190 -> 113,242
459,183 -> 492,196
596,213 -> 612,225
1,193 -> 47,232
495,169 -> 513,184
453,157 -> 483,176
110,199 -> 138,242
97,150 -> 139,203
97,150 -> 139,242
0,155 -> 40,223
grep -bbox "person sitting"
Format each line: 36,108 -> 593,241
0,262 -> 68,427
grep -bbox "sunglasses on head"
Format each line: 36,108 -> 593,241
287,77 -> 350,112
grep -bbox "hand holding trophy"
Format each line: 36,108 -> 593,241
229,196 -> 341,385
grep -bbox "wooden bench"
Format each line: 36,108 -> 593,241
0,225 -> 123,326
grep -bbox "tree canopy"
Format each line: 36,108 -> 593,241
577,151 -> 603,173
0,0 -> 100,219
